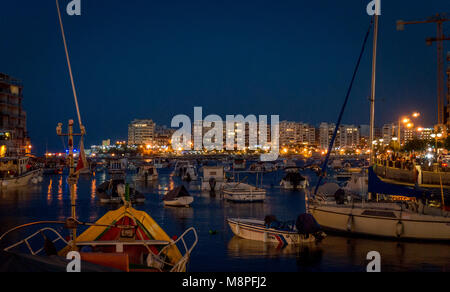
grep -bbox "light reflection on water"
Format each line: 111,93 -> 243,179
0,168 -> 448,272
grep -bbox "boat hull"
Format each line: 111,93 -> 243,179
308,204 -> 450,241
222,183 -> 266,202
0,169 -> 42,189
164,196 -> 194,207
280,180 -> 307,190
227,219 -> 316,245
60,206 -> 187,272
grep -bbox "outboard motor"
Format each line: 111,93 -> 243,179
296,213 -> 323,241
334,189 -> 346,205
209,177 -> 217,191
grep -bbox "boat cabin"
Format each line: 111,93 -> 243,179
0,157 -> 30,178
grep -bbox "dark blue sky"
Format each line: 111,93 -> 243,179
1,0 -> 448,153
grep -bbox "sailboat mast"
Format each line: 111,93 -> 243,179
56,0 -> 83,130
369,15 -> 379,165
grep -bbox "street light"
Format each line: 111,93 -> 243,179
397,112 -> 420,148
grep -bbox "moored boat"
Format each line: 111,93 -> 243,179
222,182 -> 266,202
97,175 -> 145,204
227,214 -> 325,245
280,169 -> 308,190
308,167 -> 450,241
163,185 -> 194,207
135,164 -> 158,182
0,157 -> 43,189
200,166 -> 225,191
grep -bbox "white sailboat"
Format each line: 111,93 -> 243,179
307,15 -> 450,241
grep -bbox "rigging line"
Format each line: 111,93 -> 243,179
313,18 -> 374,197
56,0 -> 83,130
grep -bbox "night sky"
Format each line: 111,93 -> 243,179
1,0 -> 448,154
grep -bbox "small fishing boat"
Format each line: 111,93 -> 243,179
0,203 -> 198,272
163,185 -> 194,207
173,161 -> 198,181
280,169 -> 308,190
200,166 -> 225,191
96,175 -> 145,204
227,214 -> 325,245
108,158 -> 127,175
0,157 -> 43,189
222,182 -> 266,202
135,165 -> 158,182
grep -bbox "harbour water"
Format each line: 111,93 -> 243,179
0,167 -> 449,272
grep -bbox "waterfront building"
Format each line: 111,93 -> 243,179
0,73 -> 30,156
382,123 -> 397,145
279,121 -> 316,147
299,123 -> 316,146
154,125 -> 175,147
418,128 -> 434,141
128,119 -> 155,146
404,128 -> 415,142
319,122 -> 335,150
319,123 -> 359,150
279,121 -> 300,146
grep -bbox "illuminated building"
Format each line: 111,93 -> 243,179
128,119 -> 155,145
0,73 -> 30,156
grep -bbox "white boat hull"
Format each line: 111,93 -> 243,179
222,183 -> 266,202
228,219 -> 316,245
280,180 -> 307,190
164,196 -> 194,207
223,192 -> 266,202
308,204 -> 450,241
0,170 -> 42,189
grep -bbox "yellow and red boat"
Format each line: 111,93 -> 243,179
1,204 -> 198,272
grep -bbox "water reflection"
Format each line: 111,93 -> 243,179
91,178 -> 96,203
0,168 -> 449,272
47,179 -> 53,203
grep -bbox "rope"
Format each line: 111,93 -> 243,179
314,18 -> 374,197
56,0 -> 83,130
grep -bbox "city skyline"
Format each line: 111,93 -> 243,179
1,1 -> 448,154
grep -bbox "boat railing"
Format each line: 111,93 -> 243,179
159,227 -> 198,272
2,227 -> 69,256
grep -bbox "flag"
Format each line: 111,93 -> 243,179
75,136 -> 88,174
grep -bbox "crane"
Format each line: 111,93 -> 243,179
397,13 -> 450,128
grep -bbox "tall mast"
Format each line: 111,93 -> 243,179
56,0 -> 86,249
369,15 -> 379,165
